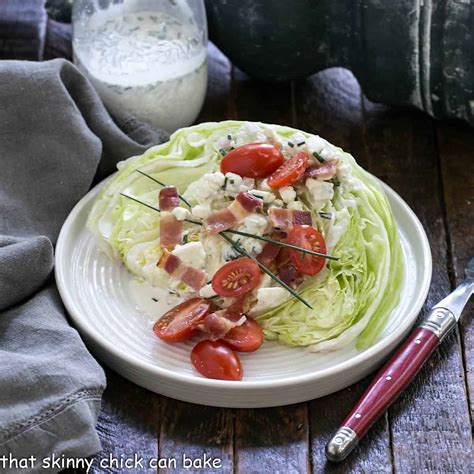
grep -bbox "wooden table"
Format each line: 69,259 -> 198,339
90,44 -> 474,473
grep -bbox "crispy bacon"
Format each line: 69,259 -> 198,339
235,192 -> 263,213
257,232 -> 286,267
204,192 -> 263,234
268,208 -> 312,231
159,187 -> 183,249
158,250 -> 207,291
199,311 -> 246,340
304,159 -> 338,180
159,186 -> 180,211
276,248 -> 303,288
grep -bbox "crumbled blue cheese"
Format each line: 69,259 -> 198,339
191,203 -> 212,219
249,189 -> 276,203
235,213 -> 268,255
259,178 -> 272,191
172,242 -> 206,269
306,135 -> 327,154
305,179 -> 334,209
287,200 -> 304,211
270,199 -> 284,208
279,186 -> 296,203
172,207 -> 191,221
224,172 -> 242,194
184,172 -> 225,202
199,284 -> 217,298
251,287 -> 290,314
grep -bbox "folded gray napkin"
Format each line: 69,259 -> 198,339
0,59 -> 167,472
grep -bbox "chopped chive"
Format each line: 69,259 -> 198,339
182,234 -> 189,244
223,177 -> 228,189
219,148 -> 227,156
227,134 -> 232,140
152,297 -> 158,302
288,142 -> 294,148
297,141 -> 306,146
312,151 -> 325,162
319,212 -> 332,220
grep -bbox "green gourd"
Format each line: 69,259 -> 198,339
205,0 -> 474,126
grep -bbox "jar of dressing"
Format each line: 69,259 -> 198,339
72,0 -> 208,132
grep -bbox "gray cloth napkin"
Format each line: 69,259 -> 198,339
0,58 -> 168,472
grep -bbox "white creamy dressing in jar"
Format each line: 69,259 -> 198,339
73,9 -> 207,132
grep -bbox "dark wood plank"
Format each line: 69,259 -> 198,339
227,65 -> 310,474
295,68 -> 393,473
437,121 -> 474,419
360,100 -> 472,472
91,369 -> 161,473
159,400 -> 233,473
235,405 -> 309,474
156,42 -> 235,474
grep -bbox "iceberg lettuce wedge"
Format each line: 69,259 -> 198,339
88,121 -> 403,351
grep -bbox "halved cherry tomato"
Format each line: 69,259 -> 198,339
153,298 -> 211,343
287,226 -> 327,276
212,257 -> 261,297
267,151 -> 309,188
191,340 -> 243,381
223,317 -> 263,352
220,143 -> 284,179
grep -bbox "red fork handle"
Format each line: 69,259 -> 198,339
326,320 -> 450,462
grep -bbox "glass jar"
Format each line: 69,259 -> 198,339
72,0 -> 208,132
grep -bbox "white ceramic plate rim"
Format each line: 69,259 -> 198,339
55,175 -> 432,389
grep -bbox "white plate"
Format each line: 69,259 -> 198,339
55,177 -> 431,408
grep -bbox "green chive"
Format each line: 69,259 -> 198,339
312,151 -> 325,162
135,169 -> 191,208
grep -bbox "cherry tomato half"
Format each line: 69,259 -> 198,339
267,151 -> 309,189
153,298 -> 211,343
287,226 -> 327,276
220,143 -> 284,179
191,340 -> 243,381
223,317 -> 263,352
212,257 -> 261,297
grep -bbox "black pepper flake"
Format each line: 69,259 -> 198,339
152,297 -> 159,302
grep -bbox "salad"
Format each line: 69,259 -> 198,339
88,121 -> 403,381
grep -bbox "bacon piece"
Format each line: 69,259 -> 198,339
203,208 -> 236,234
276,248 -> 303,289
268,208 -> 312,231
199,311 -> 245,340
257,242 -> 281,267
158,250 -> 207,291
257,232 -> 286,267
159,187 -> 182,249
304,159 -> 338,180
204,192 -> 263,234
235,192 -> 263,213
159,186 -> 180,211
